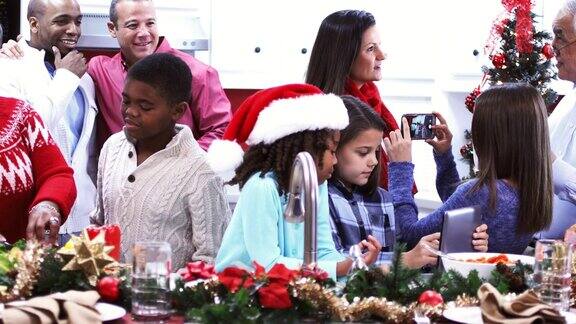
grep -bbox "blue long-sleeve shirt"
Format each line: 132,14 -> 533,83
215,172 -> 345,280
390,150 -> 530,255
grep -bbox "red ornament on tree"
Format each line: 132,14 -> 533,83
96,276 -> 121,302
418,290 -> 444,307
542,43 -> 554,59
465,87 -> 482,113
491,53 -> 506,68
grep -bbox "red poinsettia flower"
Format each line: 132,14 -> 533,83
258,282 -> 292,309
218,267 -> 254,293
300,266 -> 329,282
253,262 -> 266,279
266,263 -> 298,285
178,261 -> 215,282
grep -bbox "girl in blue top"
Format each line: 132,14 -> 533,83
210,84 -> 381,280
329,96 -> 488,268
384,83 -> 553,254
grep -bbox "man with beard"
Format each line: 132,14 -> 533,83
0,0 -> 98,245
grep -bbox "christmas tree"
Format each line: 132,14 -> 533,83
461,0 -> 558,178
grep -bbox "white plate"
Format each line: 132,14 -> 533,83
442,306 -> 576,324
443,306 -> 483,324
95,302 -> 126,322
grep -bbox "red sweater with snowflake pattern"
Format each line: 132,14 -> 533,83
0,97 -> 76,243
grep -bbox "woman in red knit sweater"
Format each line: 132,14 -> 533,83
306,10 -> 415,192
0,96 -> 76,244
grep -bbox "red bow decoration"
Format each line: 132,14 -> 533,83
178,261 -> 216,282
502,0 -> 533,53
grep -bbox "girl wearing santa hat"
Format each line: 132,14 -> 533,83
210,84 -> 381,279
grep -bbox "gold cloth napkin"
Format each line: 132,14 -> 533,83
2,290 -> 101,324
478,283 -> 566,323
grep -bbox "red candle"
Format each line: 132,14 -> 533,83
86,224 -> 121,261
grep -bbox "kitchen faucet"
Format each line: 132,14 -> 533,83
283,152 -> 318,266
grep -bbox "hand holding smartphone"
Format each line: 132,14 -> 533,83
401,113 -> 437,140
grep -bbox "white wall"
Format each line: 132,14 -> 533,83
210,1 -> 573,211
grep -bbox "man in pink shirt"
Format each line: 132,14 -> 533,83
89,0 -> 231,150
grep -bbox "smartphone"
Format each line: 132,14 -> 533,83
401,113 -> 436,140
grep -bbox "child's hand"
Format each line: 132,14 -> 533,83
425,112 -> 453,154
383,117 -> 412,162
0,36 -> 24,59
402,232 -> 440,269
360,235 -> 382,265
472,224 -> 489,252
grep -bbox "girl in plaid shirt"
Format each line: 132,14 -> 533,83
329,96 -> 488,268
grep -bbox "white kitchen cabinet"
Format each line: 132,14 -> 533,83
211,0 -> 376,89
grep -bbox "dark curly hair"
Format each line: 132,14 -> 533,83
229,129 -> 337,195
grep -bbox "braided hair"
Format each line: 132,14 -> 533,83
230,129 -> 336,195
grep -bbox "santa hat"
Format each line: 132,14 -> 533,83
207,83 -> 349,173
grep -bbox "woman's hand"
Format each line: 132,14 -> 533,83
360,235 -> 382,266
472,224 -> 489,252
27,201 -> 61,245
383,117 -> 412,162
425,112 -> 453,154
402,232 -> 440,269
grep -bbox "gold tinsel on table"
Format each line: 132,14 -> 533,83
292,278 -> 346,320
292,279 -> 415,323
291,278 -> 482,322
57,230 -> 116,286
345,297 -> 415,323
454,293 -> 479,307
0,240 -> 44,302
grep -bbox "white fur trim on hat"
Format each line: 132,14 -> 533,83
207,139 -> 244,174
246,93 -> 349,145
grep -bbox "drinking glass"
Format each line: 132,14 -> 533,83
533,239 -> 572,311
131,241 -> 172,320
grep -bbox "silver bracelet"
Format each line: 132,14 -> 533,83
30,203 -> 60,218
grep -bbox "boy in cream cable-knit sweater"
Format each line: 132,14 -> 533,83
92,53 -> 231,268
